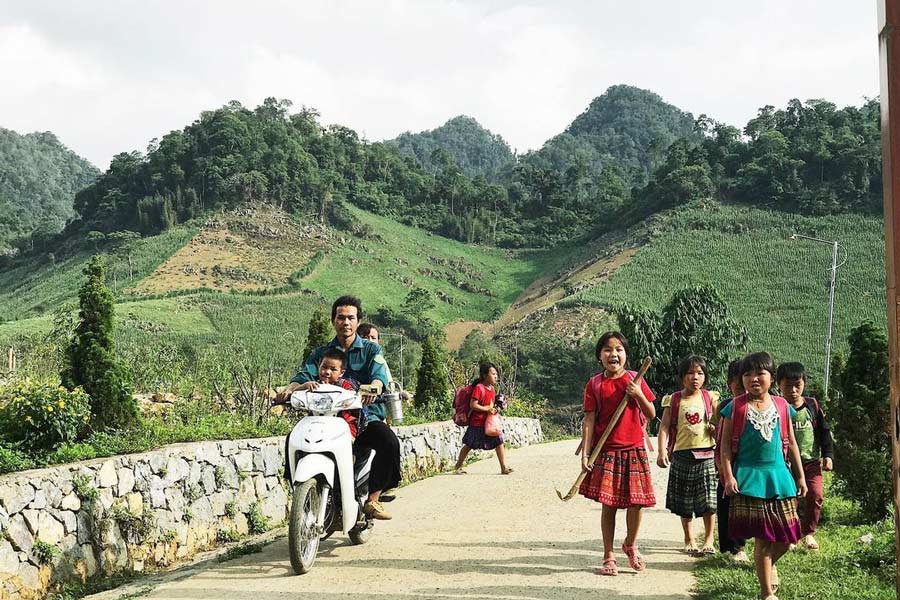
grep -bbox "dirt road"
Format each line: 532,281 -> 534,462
135,440 -> 696,600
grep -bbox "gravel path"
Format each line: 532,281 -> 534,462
135,439 -> 697,600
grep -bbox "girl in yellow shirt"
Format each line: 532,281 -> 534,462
657,356 -> 720,555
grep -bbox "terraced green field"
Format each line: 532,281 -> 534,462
0,205 -> 562,393
565,202 -> 886,381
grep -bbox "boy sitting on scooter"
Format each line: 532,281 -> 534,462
275,348 -> 360,478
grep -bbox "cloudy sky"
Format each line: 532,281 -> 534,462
0,0 -> 880,169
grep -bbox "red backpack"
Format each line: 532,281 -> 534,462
730,394 -> 791,459
665,389 -> 714,457
453,385 -> 475,426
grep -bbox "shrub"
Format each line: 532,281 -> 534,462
302,308 -> 331,360
830,322 -> 891,522
216,529 -> 241,543
0,444 -> 35,474
0,378 -> 91,453
72,474 -> 99,503
247,503 -> 268,534
32,540 -> 59,565
61,256 -> 137,430
414,334 -> 450,408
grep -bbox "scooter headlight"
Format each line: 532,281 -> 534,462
309,395 -> 334,411
333,394 -> 358,410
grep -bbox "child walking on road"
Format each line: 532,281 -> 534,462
714,360 -> 749,562
720,352 -> 807,600
579,331 -> 657,576
454,363 -> 513,475
657,356 -> 720,555
777,362 -> 834,551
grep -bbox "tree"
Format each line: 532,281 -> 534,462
62,256 -> 137,429
303,308 -> 332,360
620,286 -> 747,396
414,333 -> 450,408
402,287 -> 435,325
830,322 -> 891,521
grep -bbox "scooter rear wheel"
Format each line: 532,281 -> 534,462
289,479 -> 321,574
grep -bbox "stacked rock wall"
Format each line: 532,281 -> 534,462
0,418 -> 542,599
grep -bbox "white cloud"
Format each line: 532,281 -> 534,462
0,0 -> 880,169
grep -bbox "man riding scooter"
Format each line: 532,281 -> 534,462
275,295 -> 401,521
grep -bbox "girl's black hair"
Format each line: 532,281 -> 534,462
740,352 -> 776,376
677,355 -> 708,381
471,362 -> 499,386
595,331 -> 630,363
357,323 -> 377,339
726,359 -> 743,383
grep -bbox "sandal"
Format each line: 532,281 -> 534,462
622,543 -> 646,571
454,468 -> 467,474
682,543 -> 699,555
598,557 -> 618,576
699,546 -> 715,556
803,534 -> 820,551
501,467 -> 514,475
771,565 -> 780,592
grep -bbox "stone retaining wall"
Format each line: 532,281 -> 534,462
0,418 -> 542,599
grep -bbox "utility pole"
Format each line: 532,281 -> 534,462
790,234 -> 840,400
877,0 -> 900,593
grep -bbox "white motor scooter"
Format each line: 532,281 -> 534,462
284,384 -> 379,574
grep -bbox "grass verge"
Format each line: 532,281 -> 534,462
693,478 -> 895,600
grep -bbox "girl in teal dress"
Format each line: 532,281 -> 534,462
720,353 -> 807,600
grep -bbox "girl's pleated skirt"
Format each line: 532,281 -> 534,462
579,447 -> 656,508
728,493 -> 801,543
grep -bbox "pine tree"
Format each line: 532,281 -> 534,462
830,322 -> 891,521
414,334 -> 451,408
303,308 -> 332,359
62,256 -> 137,429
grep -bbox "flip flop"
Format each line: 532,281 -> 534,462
622,543 -> 646,571
501,467 -> 514,475
598,557 -> 618,576
683,543 -> 699,555
699,546 -> 715,556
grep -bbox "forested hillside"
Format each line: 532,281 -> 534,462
0,128 -> 98,254
626,98 -> 882,224
387,115 -> 515,181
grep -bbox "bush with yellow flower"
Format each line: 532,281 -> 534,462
0,378 -> 92,453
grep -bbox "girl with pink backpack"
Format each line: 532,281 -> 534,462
453,363 -> 513,475
720,352 -> 807,600
656,356 -> 720,556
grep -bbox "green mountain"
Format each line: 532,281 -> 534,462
0,128 -> 98,254
521,85 -> 698,185
387,115 -> 515,181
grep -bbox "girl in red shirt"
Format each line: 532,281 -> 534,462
579,331 -> 656,576
453,362 -> 513,475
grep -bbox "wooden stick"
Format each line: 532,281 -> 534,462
557,357 -> 652,501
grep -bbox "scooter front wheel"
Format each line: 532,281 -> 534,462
288,479 -> 321,574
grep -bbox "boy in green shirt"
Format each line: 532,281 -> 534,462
777,362 -> 834,551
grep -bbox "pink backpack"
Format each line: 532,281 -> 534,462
665,389 -> 714,457
453,385 -> 475,426
730,393 -> 791,459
